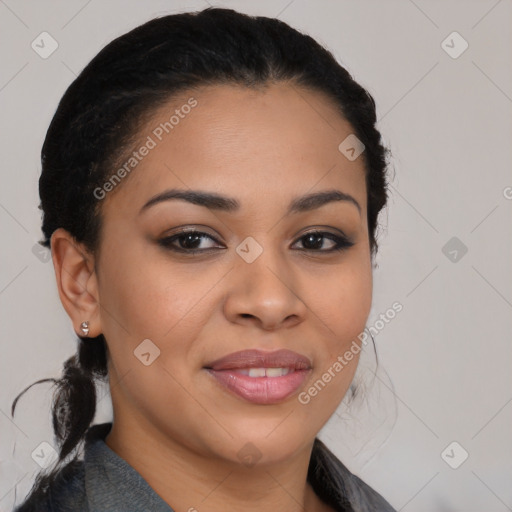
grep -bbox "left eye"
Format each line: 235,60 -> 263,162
292,231 -> 354,252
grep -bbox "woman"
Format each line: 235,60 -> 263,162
12,6 -> 395,511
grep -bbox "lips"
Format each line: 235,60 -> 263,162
204,349 -> 312,405
205,349 -> 312,371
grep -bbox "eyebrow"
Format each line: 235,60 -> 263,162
139,188 -> 361,217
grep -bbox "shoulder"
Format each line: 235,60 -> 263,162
309,438 -> 396,512
13,459 -> 87,512
13,423 -> 114,512
342,470 -> 396,512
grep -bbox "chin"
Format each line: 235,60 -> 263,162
211,422 -> 317,468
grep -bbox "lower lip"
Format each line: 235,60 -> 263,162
206,369 -> 311,405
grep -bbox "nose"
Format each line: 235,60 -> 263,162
223,250 -> 308,331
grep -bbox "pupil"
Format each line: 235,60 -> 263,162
182,233 -> 200,248
304,233 -> 322,249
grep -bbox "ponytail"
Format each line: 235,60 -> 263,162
11,335 -> 108,505
52,337 -> 108,459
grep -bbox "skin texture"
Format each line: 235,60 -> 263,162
51,82 -> 372,512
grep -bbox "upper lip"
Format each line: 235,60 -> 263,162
204,349 -> 312,371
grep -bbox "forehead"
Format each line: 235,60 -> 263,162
101,82 -> 367,220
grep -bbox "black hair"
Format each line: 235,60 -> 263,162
12,6 -> 390,511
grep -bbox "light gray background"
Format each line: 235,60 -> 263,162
1,1 -> 511,510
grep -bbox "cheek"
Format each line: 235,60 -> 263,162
96,243 -> 231,370
98,237 -> 188,330
297,265 -> 371,426
312,256 -> 372,350
96,249 -> 226,429
306,254 -> 372,406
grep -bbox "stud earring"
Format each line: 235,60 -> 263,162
80,321 -> 90,336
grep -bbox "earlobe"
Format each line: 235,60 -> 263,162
50,228 -> 101,338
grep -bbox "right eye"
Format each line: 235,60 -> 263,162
158,230 -> 225,254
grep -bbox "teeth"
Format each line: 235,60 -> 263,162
248,368 -> 266,377
266,367 -> 290,377
237,367 -> 292,377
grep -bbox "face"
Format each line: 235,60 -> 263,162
94,83 -> 372,464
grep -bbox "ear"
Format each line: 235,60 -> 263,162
50,228 -> 101,338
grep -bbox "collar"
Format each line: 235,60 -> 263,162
83,423 -> 174,512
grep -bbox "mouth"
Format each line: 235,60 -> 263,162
204,349 -> 312,405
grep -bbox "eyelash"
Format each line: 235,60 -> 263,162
158,229 -> 354,255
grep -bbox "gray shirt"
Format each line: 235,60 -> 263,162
14,423 -> 396,511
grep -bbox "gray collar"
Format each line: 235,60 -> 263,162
84,423 -> 174,512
